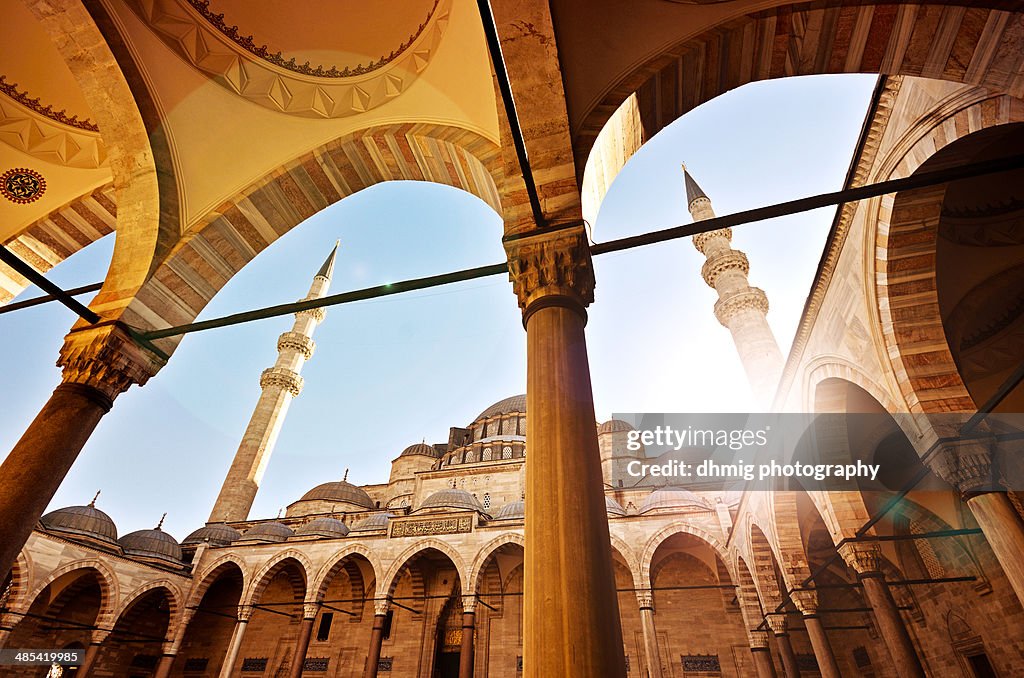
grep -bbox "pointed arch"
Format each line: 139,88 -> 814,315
381,538 -> 467,599
244,550 -> 312,607
466,532 -> 524,595
310,543 -> 382,604
23,560 -> 119,629
639,521 -> 733,588
189,555 -> 248,608
112,579 -> 184,635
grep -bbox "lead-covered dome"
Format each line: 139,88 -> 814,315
295,517 -> 350,538
400,443 -> 439,458
475,394 -> 526,421
639,488 -> 711,514
299,480 -> 375,509
417,488 -> 485,513
40,504 -> 118,545
350,512 -> 395,532
606,496 -> 627,517
242,521 -> 293,542
493,500 -> 524,521
183,523 -> 241,547
119,527 -> 183,565
598,419 -> 635,434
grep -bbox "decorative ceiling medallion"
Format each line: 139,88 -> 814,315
1,168 -> 47,204
127,0 -> 452,119
0,76 -> 99,132
185,0 -> 439,78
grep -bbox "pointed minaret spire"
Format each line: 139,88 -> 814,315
208,242 -> 340,523
343,468 -> 349,483
155,513 -> 166,530
88,490 -> 100,508
685,165 -> 783,406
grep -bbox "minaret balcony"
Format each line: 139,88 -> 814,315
701,249 -> 749,287
713,287 -> 769,327
259,367 -> 304,396
692,227 -> 732,254
277,331 -> 315,359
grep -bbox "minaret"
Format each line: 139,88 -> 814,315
208,242 -> 339,523
684,165 -> 783,406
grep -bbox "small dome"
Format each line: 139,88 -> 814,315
475,394 -> 526,422
119,528 -> 183,565
639,488 -> 710,514
241,521 -> 293,542
606,496 -> 627,517
295,517 -> 350,538
183,523 -> 241,547
400,443 -> 439,458
418,488 -> 484,513
40,505 -> 118,544
493,500 -> 524,521
299,481 -> 375,509
350,512 -> 395,532
598,419 -> 635,434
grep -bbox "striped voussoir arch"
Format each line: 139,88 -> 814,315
0,183 -> 116,304
122,122 -> 502,353
574,1 -> 1024,185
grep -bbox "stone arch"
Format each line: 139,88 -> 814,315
608,533 -> 643,591
768,491 -> 816,594
466,532 -> 524,595
381,538 -> 467,600
244,551 -> 312,607
732,555 -> 768,636
747,521 -> 785,608
575,1 -> 1024,198
310,544 -> 382,604
874,104 -> 1024,426
111,579 -> 184,635
125,122 -> 503,355
25,560 -> 119,627
1,550 -> 33,617
189,555 -> 248,608
0,183 -> 117,305
639,521 -> 733,589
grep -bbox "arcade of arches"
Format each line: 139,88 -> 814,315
3,1 -> 1024,677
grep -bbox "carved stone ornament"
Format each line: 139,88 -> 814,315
303,601 -> 321,619
504,226 -> 595,314
58,324 -> 167,403
837,542 -> 882,575
765,615 -> 788,634
277,331 -> 315,360
461,594 -> 478,614
713,287 -> 769,326
929,438 -> 996,495
692,227 -> 731,254
701,248 -> 749,287
374,598 -> 391,616
236,604 -> 254,622
389,514 -> 472,538
260,367 -> 304,396
635,590 -> 654,610
295,305 -> 326,323
789,589 -> 818,615
747,630 -> 771,650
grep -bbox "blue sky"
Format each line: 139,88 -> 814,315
0,73 -> 878,539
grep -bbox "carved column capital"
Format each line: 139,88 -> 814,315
236,604 -> 254,622
89,629 -> 111,644
303,601 -> 321,619
765,615 -> 788,635
462,594 -> 477,614
635,591 -> 654,611
789,589 -> 818,615
504,226 -> 594,320
260,367 -> 304,396
747,629 -> 771,650
58,323 -> 166,404
713,288 -> 769,327
837,542 -> 882,576
929,437 -> 997,496
373,598 -> 391,616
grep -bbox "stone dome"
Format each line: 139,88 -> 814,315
598,419 -> 635,434
241,521 -> 294,542
40,504 -> 118,545
299,480 -> 375,509
182,523 -> 241,547
475,394 -> 526,422
606,496 -> 627,517
493,500 -> 524,521
639,488 -> 711,514
400,443 -> 439,458
350,512 -> 394,532
119,528 -> 183,565
417,488 -> 485,513
295,517 -> 350,538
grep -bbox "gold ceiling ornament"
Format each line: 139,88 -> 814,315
1,168 -> 47,205
0,77 -> 107,169
125,0 -> 452,118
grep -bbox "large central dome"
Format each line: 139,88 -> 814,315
474,394 -> 526,422
299,480 -> 375,509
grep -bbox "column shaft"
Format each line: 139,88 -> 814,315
288,617 -> 315,678
638,606 -> 663,678
803,615 -> 841,678
524,303 -> 626,677
752,648 -> 778,678
860,575 -> 925,678
773,633 -> 801,678
0,384 -> 110,578
362,613 -> 387,678
459,611 -> 475,678
967,492 -> 1024,607
154,654 -> 175,678
218,619 -> 248,678
76,641 -> 102,677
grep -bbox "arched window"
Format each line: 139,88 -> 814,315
482,448 -> 492,461
501,446 -> 513,460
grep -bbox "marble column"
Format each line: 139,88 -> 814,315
933,437 -> 1024,609
362,600 -> 390,678
75,630 -> 109,678
790,591 -> 841,678
636,592 -> 663,678
0,324 -> 163,579
288,602 -> 319,678
748,631 -> 778,678
459,596 -> 476,678
766,617 -> 800,678
506,227 -> 626,678
839,544 -> 925,678
218,607 -> 252,678
153,608 -> 194,678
